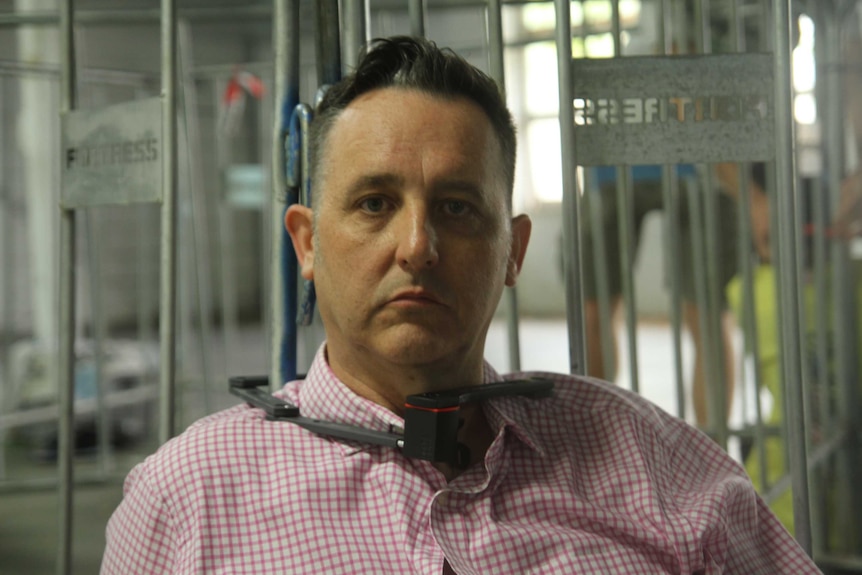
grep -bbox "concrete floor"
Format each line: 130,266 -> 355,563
1,481 -> 125,574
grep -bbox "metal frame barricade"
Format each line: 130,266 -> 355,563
556,0 -> 862,567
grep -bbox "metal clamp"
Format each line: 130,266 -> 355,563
229,376 -> 554,465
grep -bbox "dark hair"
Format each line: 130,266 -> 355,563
309,36 -> 516,205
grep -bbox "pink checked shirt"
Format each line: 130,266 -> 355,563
102,346 -> 821,574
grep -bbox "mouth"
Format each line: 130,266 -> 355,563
387,289 -> 444,307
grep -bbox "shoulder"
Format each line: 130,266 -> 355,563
127,395 -> 336,517
504,370 -> 755,509
504,371 -> 680,436
501,371 -> 743,478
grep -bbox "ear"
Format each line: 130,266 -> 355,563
285,204 -> 316,280
505,214 -> 532,287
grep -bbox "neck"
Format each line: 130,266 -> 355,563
326,345 -> 486,416
324,345 -> 496,478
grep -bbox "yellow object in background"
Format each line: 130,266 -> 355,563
727,261 -> 862,542
726,265 -> 792,532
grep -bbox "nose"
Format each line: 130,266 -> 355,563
395,205 -> 439,272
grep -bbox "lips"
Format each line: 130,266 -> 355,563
387,288 -> 443,306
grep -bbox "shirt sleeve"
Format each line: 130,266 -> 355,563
101,463 -> 178,575
660,418 -> 822,575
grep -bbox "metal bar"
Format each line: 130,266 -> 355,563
792,163 -> 821,554
213,77 -> 239,378
590,179 -> 615,379
0,229 -> 4,476
0,0 -> 562,28
159,0 -> 179,444
556,0 -> 586,375
83,210 -> 112,476
0,6 -> 272,27
760,0 -> 788,522
829,3 -> 862,553
616,168 -> 639,393
686,178 -> 716,429
0,74 -> 9,481
659,0 -> 685,421
737,163 -> 768,491
316,0 -> 342,86
771,0 -> 811,554
728,0 -> 768,493
409,0 -> 427,37
810,1 -> 831,451
137,205 -> 157,345
486,0 -> 521,371
57,0 -> 77,571
0,58 -> 261,85
0,60 -> 146,86
487,0 -> 504,84
580,0 -> 613,381
694,0 -> 726,447
343,0 -> 368,72
270,0 -> 288,393
816,554 -> 862,572
0,473 -> 129,494
662,166 -> 685,418
611,0 -> 621,56
729,0 -> 740,50
694,0 -> 710,54
178,20 -> 215,415
288,104 -> 317,331
763,425 -> 850,506
609,0 -> 638,393
809,171 -> 829,555
822,9 -> 852,552
0,385 -> 160,430
270,0 -> 300,391
703,172 -> 729,448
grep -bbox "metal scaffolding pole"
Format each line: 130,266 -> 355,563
409,0 -> 427,37
159,0 -> 178,444
343,0 -> 368,71
555,0 -> 586,375
771,0 -> 811,555
270,0 -> 300,391
579,0 -> 614,381
57,3 -> 77,573
609,0 -> 639,392
658,0 -> 686,420
486,0 -> 522,371
316,0 -> 341,86
0,6 -> 272,27
178,20 -> 215,415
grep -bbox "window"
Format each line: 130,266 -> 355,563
509,1 -> 642,205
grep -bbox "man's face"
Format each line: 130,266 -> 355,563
286,87 -> 530,383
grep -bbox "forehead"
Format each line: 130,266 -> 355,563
321,87 -> 501,181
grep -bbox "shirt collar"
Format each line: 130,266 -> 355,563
295,344 -> 545,458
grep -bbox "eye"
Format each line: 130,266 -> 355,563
442,199 -> 471,216
359,196 -> 388,213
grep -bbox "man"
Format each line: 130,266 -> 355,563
102,36 -> 820,574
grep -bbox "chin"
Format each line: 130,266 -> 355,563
375,328 -> 462,367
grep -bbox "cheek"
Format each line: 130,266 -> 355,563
451,241 -> 510,299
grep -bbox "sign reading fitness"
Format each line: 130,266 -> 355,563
61,97 -> 162,207
572,53 -> 773,166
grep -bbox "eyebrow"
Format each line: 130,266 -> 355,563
345,173 -> 487,201
429,179 -> 485,199
346,173 -> 404,198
